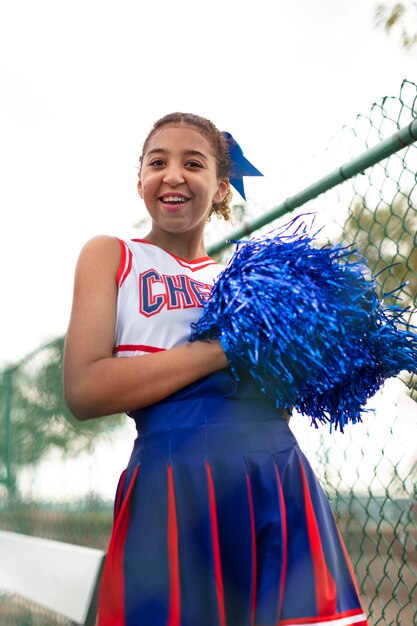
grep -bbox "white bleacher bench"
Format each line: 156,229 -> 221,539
0,530 -> 105,625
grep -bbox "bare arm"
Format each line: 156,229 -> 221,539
63,236 -> 228,420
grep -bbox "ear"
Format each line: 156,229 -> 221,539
137,177 -> 143,199
213,178 -> 229,204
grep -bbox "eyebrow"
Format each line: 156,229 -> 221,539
145,148 -> 209,160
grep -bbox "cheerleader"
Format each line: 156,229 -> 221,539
64,112 -> 368,626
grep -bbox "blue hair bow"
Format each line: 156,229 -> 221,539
222,131 -> 263,201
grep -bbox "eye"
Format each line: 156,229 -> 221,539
149,159 -> 165,167
185,160 -> 204,169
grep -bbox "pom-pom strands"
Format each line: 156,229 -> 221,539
191,218 -> 417,431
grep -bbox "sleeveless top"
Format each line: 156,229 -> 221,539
113,238 -> 224,357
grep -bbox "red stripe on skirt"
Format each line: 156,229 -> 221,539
97,465 -> 140,626
167,464 -> 181,626
274,463 -> 288,624
114,470 -> 127,520
298,458 -> 337,617
279,606 -> 368,625
246,474 -> 257,626
205,460 -> 227,626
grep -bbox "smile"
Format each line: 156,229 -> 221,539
159,195 -> 190,204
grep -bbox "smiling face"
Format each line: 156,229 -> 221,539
138,124 -> 228,246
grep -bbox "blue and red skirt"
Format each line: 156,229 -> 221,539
97,370 -> 368,626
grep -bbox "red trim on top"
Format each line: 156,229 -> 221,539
113,344 -> 166,354
274,463 -> 288,622
298,459 -> 337,617
279,607 -> 368,625
131,239 -> 218,272
205,460 -> 227,626
115,238 -> 126,286
167,464 -> 181,626
246,474 -> 257,626
115,238 -> 133,287
97,465 -> 140,626
175,259 -> 218,272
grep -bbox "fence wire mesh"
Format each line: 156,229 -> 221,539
1,79 -> 416,625
329,79 -> 416,625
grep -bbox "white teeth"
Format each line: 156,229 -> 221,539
162,196 -> 186,202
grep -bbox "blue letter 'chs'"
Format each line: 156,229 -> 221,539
139,270 -> 212,317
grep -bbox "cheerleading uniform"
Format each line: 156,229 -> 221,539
97,239 -> 368,626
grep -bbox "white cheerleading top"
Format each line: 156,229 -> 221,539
113,238 -> 224,357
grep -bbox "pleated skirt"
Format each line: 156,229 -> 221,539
97,370 -> 368,626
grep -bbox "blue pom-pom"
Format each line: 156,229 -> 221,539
190,217 -> 417,431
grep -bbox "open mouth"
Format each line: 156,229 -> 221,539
159,194 -> 190,206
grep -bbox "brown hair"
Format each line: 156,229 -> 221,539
139,112 -> 233,221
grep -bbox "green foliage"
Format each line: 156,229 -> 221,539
0,500 -> 113,548
339,194 -> 417,399
374,2 -> 417,51
341,195 -> 417,303
0,337 -> 124,497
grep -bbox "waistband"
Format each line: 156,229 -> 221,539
129,370 -> 286,434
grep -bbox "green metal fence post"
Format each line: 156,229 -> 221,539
208,118 -> 417,256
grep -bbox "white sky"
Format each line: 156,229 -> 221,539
1,0 -> 416,368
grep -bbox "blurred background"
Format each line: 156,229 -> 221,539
1,1 -> 416,624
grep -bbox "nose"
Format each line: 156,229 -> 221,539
162,162 -> 185,186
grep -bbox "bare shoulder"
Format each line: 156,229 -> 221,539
64,236 -> 122,408
66,236 -> 121,363
73,235 -> 121,280
77,234 -> 121,264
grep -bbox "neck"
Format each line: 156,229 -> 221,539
143,231 -> 208,260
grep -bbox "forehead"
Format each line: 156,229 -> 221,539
144,124 -> 214,156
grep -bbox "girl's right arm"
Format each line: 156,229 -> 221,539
63,236 -> 228,420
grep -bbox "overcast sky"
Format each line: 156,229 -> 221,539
1,0 -> 416,367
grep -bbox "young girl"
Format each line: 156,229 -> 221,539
63,113 -> 368,626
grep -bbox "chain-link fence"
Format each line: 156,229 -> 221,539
310,79 -> 417,625
1,79 -> 416,625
